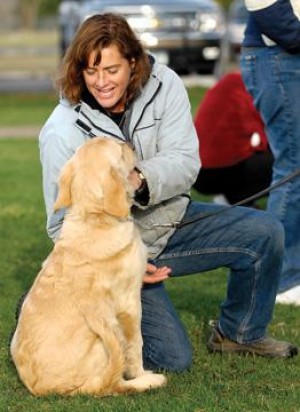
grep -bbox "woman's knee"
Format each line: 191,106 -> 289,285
257,211 -> 285,253
141,283 -> 193,372
142,338 -> 193,372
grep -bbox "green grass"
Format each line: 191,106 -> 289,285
0,87 -> 206,128
0,88 -> 205,129
188,86 -> 208,115
0,94 -> 300,411
0,93 -> 58,127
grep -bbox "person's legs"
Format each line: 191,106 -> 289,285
152,201 -> 284,343
241,47 -> 300,293
141,201 -> 297,370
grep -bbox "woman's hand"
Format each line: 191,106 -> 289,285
143,263 -> 171,284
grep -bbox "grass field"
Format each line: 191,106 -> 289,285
0,94 -> 300,411
0,92 -> 57,128
0,88 -> 206,128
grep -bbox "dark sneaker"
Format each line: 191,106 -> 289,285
207,324 -> 298,358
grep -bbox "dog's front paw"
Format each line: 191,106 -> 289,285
121,371 -> 167,393
124,366 -> 144,380
141,372 -> 167,389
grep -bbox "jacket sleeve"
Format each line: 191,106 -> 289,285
137,69 -> 200,206
245,0 -> 300,53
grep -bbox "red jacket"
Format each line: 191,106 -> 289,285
194,72 -> 269,168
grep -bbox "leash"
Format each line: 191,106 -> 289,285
150,167 -> 300,230
74,119 -> 300,230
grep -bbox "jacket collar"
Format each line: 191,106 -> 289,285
74,65 -> 162,141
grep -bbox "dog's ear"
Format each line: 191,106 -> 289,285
53,160 -> 74,212
102,167 -> 130,218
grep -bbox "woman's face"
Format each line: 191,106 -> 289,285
83,44 -> 135,113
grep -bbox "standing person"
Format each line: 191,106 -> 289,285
193,71 -> 273,207
39,13 -> 298,372
240,0 -> 300,305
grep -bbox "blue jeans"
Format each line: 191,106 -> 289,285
141,201 -> 284,372
240,46 -> 300,293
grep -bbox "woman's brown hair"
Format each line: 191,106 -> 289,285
56,13 -> 152,104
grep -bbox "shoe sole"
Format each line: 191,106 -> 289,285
207,343 -> 298,358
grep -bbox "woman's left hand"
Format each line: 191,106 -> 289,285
143,263 -> 171,284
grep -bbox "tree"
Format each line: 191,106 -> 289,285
18,0 -> 41,29
17,0 -> 61,29
39,0 -> 61,17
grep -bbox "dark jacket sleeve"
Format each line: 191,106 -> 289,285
249,0 -> 300,53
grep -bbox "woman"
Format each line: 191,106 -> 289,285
39,13 -> 298,372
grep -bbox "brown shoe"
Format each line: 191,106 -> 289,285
207,324 -> 298,358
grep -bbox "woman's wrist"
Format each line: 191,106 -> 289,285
133,167 -> 149,206
134,167 -> 146,190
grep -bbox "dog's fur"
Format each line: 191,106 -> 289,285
10,137 -> 166,396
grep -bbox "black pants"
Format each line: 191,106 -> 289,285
193,151 -> 274,206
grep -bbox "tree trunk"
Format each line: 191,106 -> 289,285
19,0 -> 41,29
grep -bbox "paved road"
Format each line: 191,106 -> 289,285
0,126 -> 40,138
0,73 -> 54,93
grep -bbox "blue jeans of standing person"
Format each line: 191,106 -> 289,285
141,201 -> 284,372
240,46 -> 300,293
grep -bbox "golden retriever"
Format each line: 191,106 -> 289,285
10,137 -> 166,396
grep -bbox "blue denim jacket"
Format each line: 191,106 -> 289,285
39,62 -> 200,259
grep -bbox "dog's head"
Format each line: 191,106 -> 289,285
54,137 -> 136,218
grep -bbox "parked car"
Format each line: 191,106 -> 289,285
226,0 -> 248,60
58,0 -> 226,74
58,0 -> 82,55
